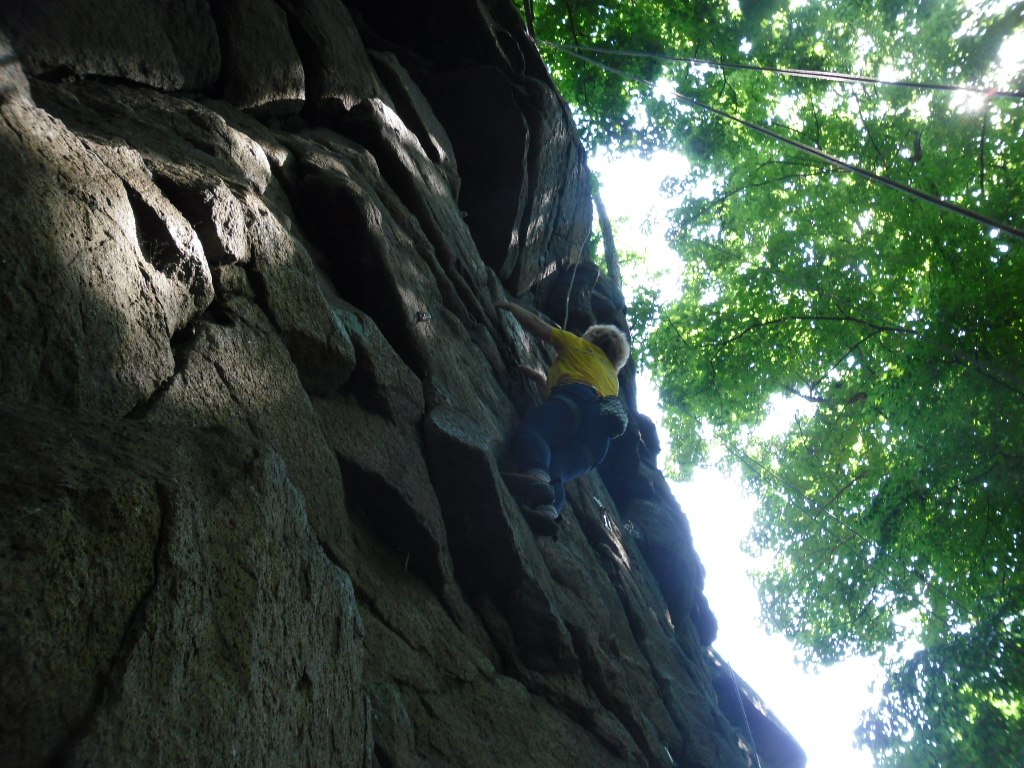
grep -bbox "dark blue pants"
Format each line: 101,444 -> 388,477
511,383 -> 611,513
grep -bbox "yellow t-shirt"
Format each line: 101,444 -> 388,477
546,328 -> 619,397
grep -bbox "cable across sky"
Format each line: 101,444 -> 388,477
541,40 -> 1024,101
551,44 -> 1024,241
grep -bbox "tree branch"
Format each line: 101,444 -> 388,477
592,184 -> 622,287
712,314 -> 906,349
979,101 -> 989,196
784,386 -> 827,404
857,105 -> 888,166
807,329 -> 885,391
686,170 -> 833,223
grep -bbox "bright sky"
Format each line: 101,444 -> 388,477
592,151 -> 882,768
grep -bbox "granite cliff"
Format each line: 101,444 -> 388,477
0,1 -> 804,766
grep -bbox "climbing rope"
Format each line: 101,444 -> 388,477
730,667 -> 764,768
563,255 -> 582,329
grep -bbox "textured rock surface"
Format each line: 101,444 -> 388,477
0,3 -> 804,767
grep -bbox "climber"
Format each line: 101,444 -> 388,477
497,299 -> 630,529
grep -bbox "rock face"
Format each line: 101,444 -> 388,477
0,2 -> 803,767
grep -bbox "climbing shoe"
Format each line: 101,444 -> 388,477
501,471 -> 556,506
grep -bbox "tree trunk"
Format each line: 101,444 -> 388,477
592,186 -> 621,287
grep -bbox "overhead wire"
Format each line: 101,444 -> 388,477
541,35 -> 1018,619
548,45 -> 1024,241
552,43 -> 1024,394
544,36 -> 1015,679
541,40 -> 1024,101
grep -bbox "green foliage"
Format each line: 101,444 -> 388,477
527,0 -> 741,152
531,0 -> 1024,763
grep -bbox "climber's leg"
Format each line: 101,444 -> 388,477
510,394 -> 578,476
548,400 -> 611,513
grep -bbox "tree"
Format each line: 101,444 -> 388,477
529,0 -> 739,152
528,0 -> 1024,763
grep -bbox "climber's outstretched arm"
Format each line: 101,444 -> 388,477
496,300 -> 554,344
